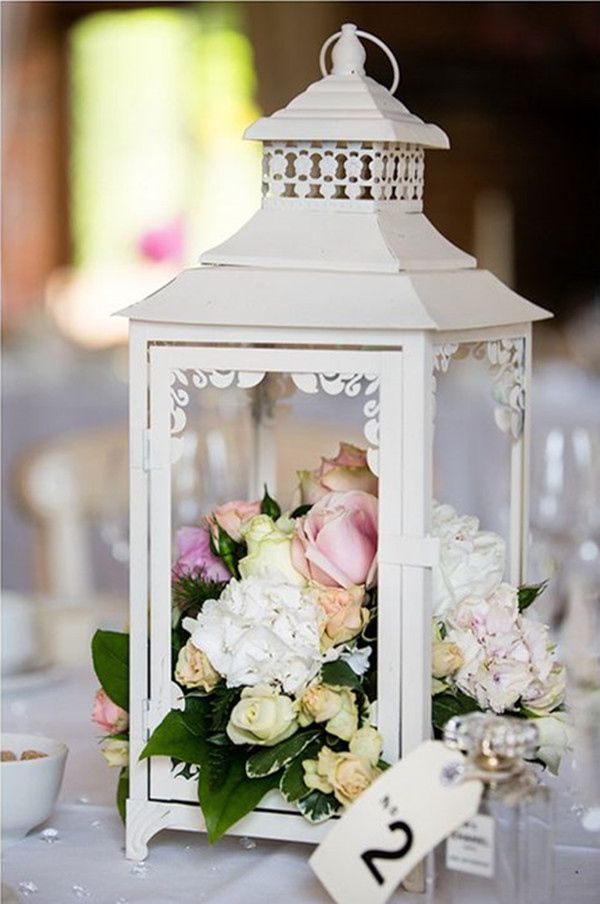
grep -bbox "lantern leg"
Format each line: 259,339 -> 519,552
125,799 -> 174,861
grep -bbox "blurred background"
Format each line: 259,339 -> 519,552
2,1 -> 600,674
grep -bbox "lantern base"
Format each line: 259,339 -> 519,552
125,796 -> 332,861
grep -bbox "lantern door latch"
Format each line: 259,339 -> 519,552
378,534 -> 439,568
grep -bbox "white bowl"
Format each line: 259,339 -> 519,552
1,733 -> 68,845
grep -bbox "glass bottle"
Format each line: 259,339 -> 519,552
440,712 -> 554,904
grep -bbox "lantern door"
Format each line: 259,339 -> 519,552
135,340 -> 428,840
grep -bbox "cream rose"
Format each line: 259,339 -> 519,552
349,726 -> 383,766
298,684 -> 342,724
298,684 -> 359,740
315,585 -> 369,649
226,685 -> 298,746
239,515 -> 306,586
101,738 -> 129,768
175,640 -> 220,692
303,746 -> 379,806
432,639 -> 464,679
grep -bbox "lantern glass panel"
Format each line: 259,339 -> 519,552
434,343 -> 520,546
146,343 -> 396,812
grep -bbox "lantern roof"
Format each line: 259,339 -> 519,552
118,23 -> 551,331
244,23 -> 449,148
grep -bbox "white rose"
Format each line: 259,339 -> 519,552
522,664 -> 566,715
101,738 -> 129,768
531,712 -> 572,774
183,576 -> 336,695
239,515 -> 306,586
226,685 -> 298,746
432,503 -> 505,616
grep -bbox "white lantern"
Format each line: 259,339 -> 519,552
120,23 -> 550,860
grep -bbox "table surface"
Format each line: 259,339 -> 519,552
2,664 -> 600,904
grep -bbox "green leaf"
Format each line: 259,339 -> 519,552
209,685 -> 240,733
116,767 -> 129,823
260,485 -> 281,520
91,630 -> 129,711
321,659 -> 362,689
296,790 -> 341,823
207,732 -> 231,746
181,695 -> 212,736
139,701 -> 210,766
215,526 -> 244,578
205,740 -> 233,792
246,730 -> 321,778
290,503 -> 312,519
198,749 -> 280,843
518,581 -> 548,612
279,740 -> 321,803
432,691 -> 480,733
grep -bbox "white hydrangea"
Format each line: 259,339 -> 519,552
443,583 -> 563,715
183,576 -> 337,695
432,502 -> 506,616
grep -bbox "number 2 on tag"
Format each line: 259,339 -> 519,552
361,820 -> 414,885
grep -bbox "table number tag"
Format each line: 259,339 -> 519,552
309,740 -> 483,904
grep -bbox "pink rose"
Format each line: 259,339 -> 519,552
174,525 -> 230,582
292,490 -> 378,588
92,688 -> 128,734
298,443 -> 378,506
208,500 -> 261,543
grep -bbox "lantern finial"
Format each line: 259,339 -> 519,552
320,24 -> 401,96
330,23 -> 366,77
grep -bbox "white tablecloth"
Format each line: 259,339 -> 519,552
3,665 -> 600,903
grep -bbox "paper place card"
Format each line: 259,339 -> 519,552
446,813 -> 495,878
309,740 -> 483,904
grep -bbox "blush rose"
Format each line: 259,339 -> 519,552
298,442 -> 378,505
92,688 -> 128,734
292,490 -> 378,589
208,499 -> 261,543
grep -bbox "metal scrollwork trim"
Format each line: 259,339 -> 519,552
170,369 -> 266,437
433,338 -> 526,440
169,368 -> 380,476
290,372 -> 380,474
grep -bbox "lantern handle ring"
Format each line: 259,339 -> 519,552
319,26 -> 400,95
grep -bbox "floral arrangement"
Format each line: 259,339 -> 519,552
90,442 -> 567,840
